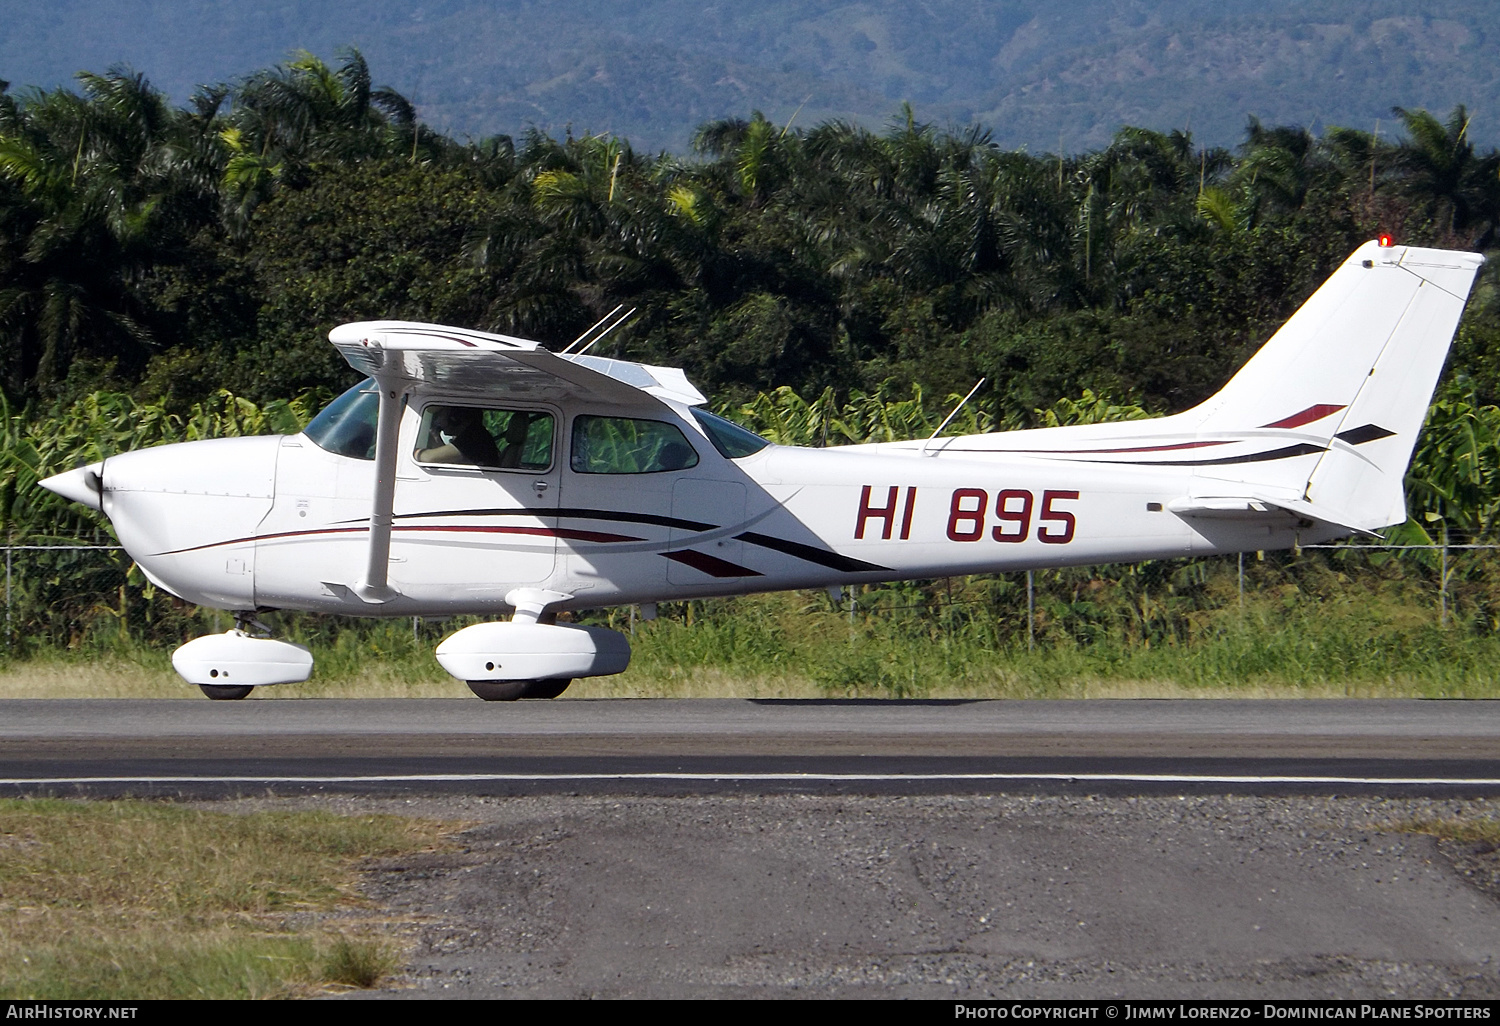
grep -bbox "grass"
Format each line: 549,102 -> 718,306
7,554 -> 1500,700
322,935 -> 397,988
1398,818 -> 1500,845
0,799 -> 456,999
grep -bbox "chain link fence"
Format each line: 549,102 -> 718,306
6,539 -> 1499,657
0,544 -> 213,652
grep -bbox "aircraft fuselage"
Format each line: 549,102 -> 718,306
96,394 -> 1333,617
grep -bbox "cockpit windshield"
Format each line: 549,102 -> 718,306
303,379 -> 379,460
690,407 -> 771,458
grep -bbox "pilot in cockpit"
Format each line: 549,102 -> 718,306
416,406 -> 503,466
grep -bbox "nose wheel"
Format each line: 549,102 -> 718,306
174,615 -> 313,699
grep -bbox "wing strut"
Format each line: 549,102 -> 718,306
357,374 -> 405,603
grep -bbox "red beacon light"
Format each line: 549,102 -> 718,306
1378,234 -> 1394,248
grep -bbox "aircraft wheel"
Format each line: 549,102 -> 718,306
521,678 -> 572,699
198,683 -> 254,700
467,680 -> 529,701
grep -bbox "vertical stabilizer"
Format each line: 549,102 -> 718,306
1185,241 -> 1483,529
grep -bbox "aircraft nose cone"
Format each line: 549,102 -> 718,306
39,463 -> 104,512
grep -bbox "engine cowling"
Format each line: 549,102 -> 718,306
171,631 -> 314,686
435,622 -> 631,682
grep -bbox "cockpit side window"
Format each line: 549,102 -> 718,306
570,416 -> 700,474
303,379 -> 379,460
415,405 -> 554,471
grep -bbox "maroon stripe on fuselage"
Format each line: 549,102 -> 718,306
1261,404 -> 1346,429
155,523 -> 641,556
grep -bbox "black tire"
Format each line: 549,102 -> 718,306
466,679 -> 529,701
521,678 -> 572,699
199,683 -> 254,700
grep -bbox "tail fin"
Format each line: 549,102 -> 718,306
925,241 -> 1483,535
1185,240 -> 1484,530
918,237 -> 1482,534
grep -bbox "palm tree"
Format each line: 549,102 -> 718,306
1390,105 -> 1500,247
0,70 -> 216,395
220,49 -> 417,223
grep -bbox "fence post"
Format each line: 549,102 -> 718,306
1440,528 -> 1449,627
1237,551 -> 1244,610
1026,570 -> 1035,652
4,546 -> 10,646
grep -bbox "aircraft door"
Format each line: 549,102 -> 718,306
392,402 -> 561,601
668,480 -> 748,585
559,411 -> 709,600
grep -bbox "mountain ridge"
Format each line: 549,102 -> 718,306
2,1 -> 1496,153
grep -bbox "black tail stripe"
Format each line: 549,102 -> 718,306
1084,442 -> 1326,467
662,550 -> 764,578
1337,424 -> 1397,445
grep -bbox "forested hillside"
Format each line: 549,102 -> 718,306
4,1 -> 1499,154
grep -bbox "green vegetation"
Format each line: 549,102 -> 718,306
0,799 -> 455,998
4,547 -> 1497,700
1401,817 -> 1500,846
3,53 -> 1497,413
3,51 -> 1500,696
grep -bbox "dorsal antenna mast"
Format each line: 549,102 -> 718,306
921,378 -> 986,457
574,307 -> 637,357
561,304 -> 624,355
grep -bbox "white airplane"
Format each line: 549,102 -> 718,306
40,240 -> 1485,699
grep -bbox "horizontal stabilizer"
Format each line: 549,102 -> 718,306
1166,497 -> 1283,519
1168,494 -> 1368,534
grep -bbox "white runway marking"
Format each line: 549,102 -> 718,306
4,772 -> 1500,787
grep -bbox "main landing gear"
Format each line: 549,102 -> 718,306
199,682 -> 256,701
437,589 -> 632,702
465,678 -> 574,701
171,614 -> 314,700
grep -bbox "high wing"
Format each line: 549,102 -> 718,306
329,321 -> 705,407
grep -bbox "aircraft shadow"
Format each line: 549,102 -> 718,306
746,698 -> 987,706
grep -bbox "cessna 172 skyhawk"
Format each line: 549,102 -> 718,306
39,240 -> 1486,699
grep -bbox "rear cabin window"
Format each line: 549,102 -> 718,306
570,416 -> 700,474
304,379 -> 379,460
415,406 -> 554,471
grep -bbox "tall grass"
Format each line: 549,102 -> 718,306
4,548 -> 1500,701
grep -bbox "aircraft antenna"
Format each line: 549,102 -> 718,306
921,377 -> 986,457
575,307 -> 637,357
561,304 -> 624,354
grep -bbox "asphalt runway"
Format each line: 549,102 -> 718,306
9,698 -> 1500,997
4,697 -> 1500,797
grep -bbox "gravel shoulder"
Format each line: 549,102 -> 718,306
214,792 -> 1500,999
